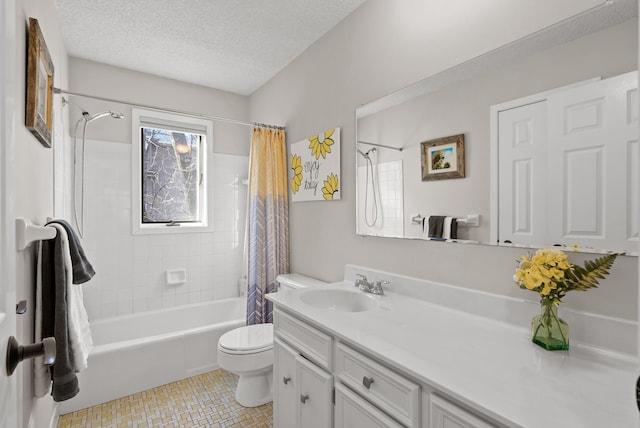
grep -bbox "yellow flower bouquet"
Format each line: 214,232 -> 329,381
513,248 -> 617,350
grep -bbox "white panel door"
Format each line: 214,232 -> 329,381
547,71 -> 638,252
274,338 -> 298,428
498,101 -> 548,245
0,0 -> 17,426
296,355 -> 333,428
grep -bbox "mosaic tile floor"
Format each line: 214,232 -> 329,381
57,369 -> 273,428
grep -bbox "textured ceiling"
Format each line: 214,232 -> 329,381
54,0 -> 368,95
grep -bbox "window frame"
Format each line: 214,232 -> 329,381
131,108 -> 213,235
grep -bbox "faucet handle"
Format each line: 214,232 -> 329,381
373,280 -> 390,294
376,280 -> 390,288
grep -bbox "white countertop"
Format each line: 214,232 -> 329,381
267,280 -> 639,428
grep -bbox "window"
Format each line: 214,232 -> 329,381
132,109 -> 213,234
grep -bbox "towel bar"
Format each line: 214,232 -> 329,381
16,217 -> 57,251
410,214 -> 480,227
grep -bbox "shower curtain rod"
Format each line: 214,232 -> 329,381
357,140 -> 403,152
53,87 -> 285,130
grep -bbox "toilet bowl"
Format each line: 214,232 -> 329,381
217,273 -> 326,407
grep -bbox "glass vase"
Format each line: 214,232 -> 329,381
531,302 -> 569,350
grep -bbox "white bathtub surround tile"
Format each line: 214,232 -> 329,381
100,302 -> 118,318
116,297 -> 133,316
99,287 -> 117,305
132,270 -> 146,288
174,235 -> 190,258
214,286 -> 239,301
175,293 -> 189,306
201,289 -> 214,301
161,293 -> 176,308
81,144 -> 249,320
132,286 -> 148,300
146,296 -> 162,311
132,299 -> 148,313
188,291 -> 202,304
201,234 -> 216,257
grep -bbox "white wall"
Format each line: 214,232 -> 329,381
249,0 -> 638,320
14,0 -> 69,426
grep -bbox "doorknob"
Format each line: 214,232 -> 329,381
6,336 -> 56,376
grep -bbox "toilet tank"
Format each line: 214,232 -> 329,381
275,273 -> 326,291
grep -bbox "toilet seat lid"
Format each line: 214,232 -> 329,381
219,323 -> 274,352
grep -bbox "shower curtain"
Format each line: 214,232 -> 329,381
247,126 -> 289,325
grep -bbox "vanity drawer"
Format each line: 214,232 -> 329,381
336,342 -> 420,428
274,309 -> 332,370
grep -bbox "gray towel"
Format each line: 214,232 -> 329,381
46,219 -> 95,284
428,216 -> 446,238
450,218 -> 458,240
41,232 -> 79,402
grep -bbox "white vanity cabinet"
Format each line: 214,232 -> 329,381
335,342 -> 420,427
273,310 -> 334,428
274,307 -> 422,428
269,268 -> 637,427
273,306 -> 506,428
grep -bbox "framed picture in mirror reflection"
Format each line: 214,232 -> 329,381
421,134 -> 465,181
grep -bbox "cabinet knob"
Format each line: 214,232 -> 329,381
283,376 -> 291,385
363,376 -> 374,389
300,394 -> 309,404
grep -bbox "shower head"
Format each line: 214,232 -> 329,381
82,110 -> 125,123
357,147 -> 376,159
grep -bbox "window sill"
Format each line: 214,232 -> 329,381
132,222 -> 213,235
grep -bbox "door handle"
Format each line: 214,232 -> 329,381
6,336 -> 56,376
283,376 -> 291,385
300,394 -> 309,404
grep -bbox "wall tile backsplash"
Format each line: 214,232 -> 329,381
81,140 -> 248,320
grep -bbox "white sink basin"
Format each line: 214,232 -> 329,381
299,288 -> 377,312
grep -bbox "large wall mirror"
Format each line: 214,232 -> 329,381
355,0 -> 638,255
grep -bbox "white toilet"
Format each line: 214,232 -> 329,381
217,273 -> 326,407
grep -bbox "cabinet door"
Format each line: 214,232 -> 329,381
296,355 -> 333,428
335,383 -> 403,428
429,395 -> 495,428
274,338 -> 298,428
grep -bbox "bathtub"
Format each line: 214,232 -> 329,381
58,297 -> 246,414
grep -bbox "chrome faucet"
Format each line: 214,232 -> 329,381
354,274 -> 389,295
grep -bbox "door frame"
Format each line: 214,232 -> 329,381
0,0 -> 18,426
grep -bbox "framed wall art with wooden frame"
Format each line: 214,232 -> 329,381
421,134 -> 465,181
25,17 -> 54,148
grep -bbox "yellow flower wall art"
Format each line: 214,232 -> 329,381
290,128 -> 340,202
291,154 -> 302,194
322,173 -> 339,200
308,129 -> 335,160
